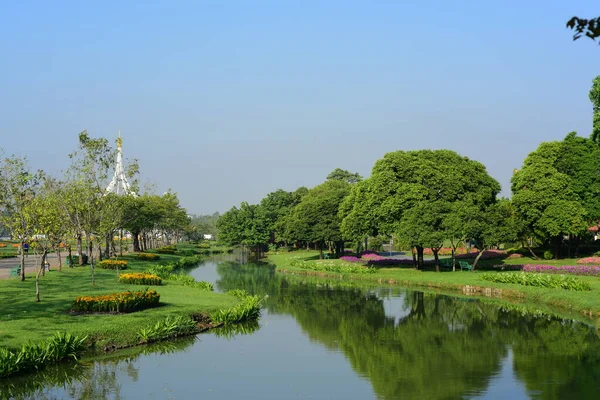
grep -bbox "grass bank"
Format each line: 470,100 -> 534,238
0,250 -> 251,353
267,251 -> 600,327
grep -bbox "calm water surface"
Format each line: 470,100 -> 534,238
2,255 -> 600,399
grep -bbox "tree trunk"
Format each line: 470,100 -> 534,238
89,239 -> 95,286
416,246 -> 424,269
451,247 -> 456,272
526,242 -> 540,260
120,230 -> 124,256
318,242 -> 323,259
554,236 -> 562,260
132,231 -> 141,252
68,245 -> 73,268
57,246 -> 62,271
77,234 -> 83,266
412,247 -> 417,268
20,239 -> 25,281
105,233 -> 111,258
97,242 -> 103,262
433,249 -> 440,273
35,249 -> 48,302
472,249 -> 485,271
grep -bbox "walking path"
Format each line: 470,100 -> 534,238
0,252 -> 69,280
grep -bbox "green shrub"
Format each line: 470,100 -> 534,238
0,332 -> 87,378
480,272 -> 591,291
290,259 -> 376,274
178,249 -> 199,256
137,316 -> 197,344
146,264 -> 175,278
543,250 -> 554,260
210,295 -> 262,324
177,255 -> 200,267
135,253 -> 161,261
156,246 -> 177,254
198,243 -> 211,249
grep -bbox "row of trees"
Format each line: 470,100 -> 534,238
218,77 -> 600,269
0,132 -> 190,299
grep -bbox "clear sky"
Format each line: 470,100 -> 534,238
1,1 -> 599,214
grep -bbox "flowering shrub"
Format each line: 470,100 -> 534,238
340,256 -> 362,263
12,244 -> 20,248
0,243 -> 6,248
135,253 -> 161,261
72,289 -> 160,312
523,264 -> 600,276
577,257 -> 600,265
362,253 -> 384,261
119,273 -> 162,285
97,259 -> 128,270
290,259 -> 376,274
481,272 -> 591,291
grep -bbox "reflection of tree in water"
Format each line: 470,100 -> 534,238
217,261 -> 600,400
1,337 -> 197,400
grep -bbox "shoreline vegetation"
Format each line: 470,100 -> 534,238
0,244 -> 261,379
267,251 -> 600,329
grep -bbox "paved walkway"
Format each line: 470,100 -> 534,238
0,252 -> 70,280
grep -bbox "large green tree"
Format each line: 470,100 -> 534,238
342,150 -> 500,267
511,134 -> 598,258
286,180 -> 351,258
590,76 -> 600,144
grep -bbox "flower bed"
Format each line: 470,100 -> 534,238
135,253 -> 161,261
0,243 -> 7,248
97,259 -> 128,270
119,273 -> 162,285
577,257 -> 600,265
156,246 -> 177,254
523,264 -> 600,276
72,289 -> 160,313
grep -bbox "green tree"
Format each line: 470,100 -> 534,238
590,76 -> 600,144
287,180 -> 351,258
217,202 -> 269,255
326,168 -> 363,184
0,155 -> 41,281
512,137 -> 593,258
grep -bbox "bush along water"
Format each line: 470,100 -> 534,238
291,259 -> 376,274
481,272 -> 591,291
135,253 -> 161,261
146,264 -> 213,291
72,288 -> 160,313
137,316 -> 198,344
209,291 -> 263,324
0,332 -> 87,378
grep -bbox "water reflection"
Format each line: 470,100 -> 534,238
2,259 -> 600,399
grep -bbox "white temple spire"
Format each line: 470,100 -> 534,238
106,131 -> 135,196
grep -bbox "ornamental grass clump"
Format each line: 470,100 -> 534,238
119,273 -> 162,285
97,259 -> 128,270
210,294 -> 262,324
0,332 -> 87,378
137,316 -> 197,344
577,256 -> 600,265
135,253 -> 161,261
72,288 -> 160,313
481,272 -> 591,291
291,259 -> 376,274
522,264 -> 600,276
156,246 -> 177,254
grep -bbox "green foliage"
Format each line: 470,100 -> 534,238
156,246 -> 177,254
217,202 -> 270,251
326,168 -> 363,184
543,250 -> 554,260
481,272 -> 591,291
209,294 -> 262,324
0,332 -> 87,378
590,76 -> 600,144
566,16 -> 600,43
146,264 -> 175,278
97,259 -> 128,270
137,316 -> 197,344
290,259 -> 377,274
118,273 -> 162,286
135,253 -> 161,261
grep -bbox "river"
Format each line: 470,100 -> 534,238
2,255 -> 600,399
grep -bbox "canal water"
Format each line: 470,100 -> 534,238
2,256 -> 600,399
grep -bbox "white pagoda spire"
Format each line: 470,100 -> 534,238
106,131 -> 135,196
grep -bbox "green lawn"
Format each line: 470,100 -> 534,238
0,252 -> 237,350
267,251 -> 600,328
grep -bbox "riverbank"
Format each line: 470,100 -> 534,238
267,251 -> 600,328
0,250 -> 245,353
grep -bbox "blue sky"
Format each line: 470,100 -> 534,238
1,1 -> 599,214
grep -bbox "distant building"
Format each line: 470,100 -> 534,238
203,234 -> 213,240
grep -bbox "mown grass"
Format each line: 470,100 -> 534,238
267,251 -> 600,327
0,252 -> 238,351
